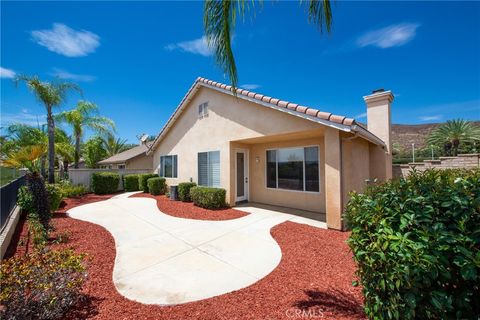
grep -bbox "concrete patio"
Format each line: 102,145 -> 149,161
67,192 -> 326,305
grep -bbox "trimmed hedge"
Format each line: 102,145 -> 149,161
123,174 -> 139,191
138,173 -> 158,193
178,182 -> 197,202
190,186 -> 226,209
147,177 -> 166,196
91,172 -> 120,195
345,169 -> 480,319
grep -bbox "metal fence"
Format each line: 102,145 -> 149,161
0,175 -> 26,231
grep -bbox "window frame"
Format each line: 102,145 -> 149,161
118,164 -> 126,170
159,155 -> 178,178
265,145 -> 320,194
197,150 -> 220,187
198,102 -> 209,119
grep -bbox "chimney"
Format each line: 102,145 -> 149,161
363,89 -> 394,179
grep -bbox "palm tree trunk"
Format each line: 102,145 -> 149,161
74,133 -> 81,169
64,160 -> 69,178
40,155 -> 46,177
47,108 -> 56,183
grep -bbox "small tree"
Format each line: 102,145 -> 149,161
83,136 -> 107,168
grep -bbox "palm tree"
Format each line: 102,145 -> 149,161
101,134 -> 129,157
6,123 -> 75,176
55,101 -> 115,168
2,145 -> 46,173
427,119 -> 480,156
16,75 -> 80,183
204,0 -> 332,90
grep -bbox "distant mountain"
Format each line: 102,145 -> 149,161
391,121 -> 480,152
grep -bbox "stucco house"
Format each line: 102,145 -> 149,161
147,77 -> 394,230
99,144 -> 153,170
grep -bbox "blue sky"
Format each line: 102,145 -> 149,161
1,1 -> 479,143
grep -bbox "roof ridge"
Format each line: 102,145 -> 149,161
196,77 -> 356,126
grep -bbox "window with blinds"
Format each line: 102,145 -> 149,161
159,155 -> 178,178
198,151 -> 220,187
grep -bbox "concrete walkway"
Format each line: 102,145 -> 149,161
67,192 -> 326,305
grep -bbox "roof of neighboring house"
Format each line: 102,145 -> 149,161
148,77 -> 386,154
98,144 -> 150,164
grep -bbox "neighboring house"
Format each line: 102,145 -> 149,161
68,159 -> 86,169
98,144 -> 153,170
147,77 -> 394,230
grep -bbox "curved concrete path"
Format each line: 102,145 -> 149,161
67,192 -> 325,305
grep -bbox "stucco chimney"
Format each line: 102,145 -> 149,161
363,89 -> 394,179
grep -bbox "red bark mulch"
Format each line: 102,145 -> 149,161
6,194 -> 365,320
130,192 -> 249,221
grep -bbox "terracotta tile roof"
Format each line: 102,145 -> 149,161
196,77 -> 356,126
148,77 -> 386,154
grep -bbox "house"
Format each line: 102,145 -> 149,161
147,77 -> 394,230
98,144 -> 153,170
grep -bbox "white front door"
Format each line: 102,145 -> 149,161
235,150 -> 248,202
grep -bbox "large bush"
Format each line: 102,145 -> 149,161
17,186 -> 34,213
45,184 -> 63,212
345,169 -> 480,319
147,177 -> 166,196
178,182 -> 197,202
91,172 -> 119,194
190,186 -> 226,209
138,173 -> 158,193
123,174 -> 139,192
0,249 -> 86,320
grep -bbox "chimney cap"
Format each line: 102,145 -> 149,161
372,88 -> 385,94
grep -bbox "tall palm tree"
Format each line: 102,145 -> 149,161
427,119 -> 480,156
15,75 -> 80,183
101,134 -> 129,157
204,0 -> 332,90
55,101 -> 115,168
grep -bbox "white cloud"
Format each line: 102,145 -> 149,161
1,67 -> 16,79
1,109 -> 46,127
241,84 -> 261,90
355,112 -> 367,119
419,115 -> 442,121
357,23 -> 420,49
165,36 -> 213,56
31,23 -> 100,57
49,68 -> 96,82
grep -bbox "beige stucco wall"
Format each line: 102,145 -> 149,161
126,154 -> 153,170
152,86 -> 322,204
341,136 -> 371,208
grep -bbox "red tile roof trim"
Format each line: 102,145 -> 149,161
196,77 -> 356,126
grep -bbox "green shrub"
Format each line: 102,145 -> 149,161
57,180 -> 88,198
45,184 -> 63,212
0,249 -> 87,320
345,169 -> 480,319
27,213 -> 47,250
91,172 -> 119,195
190,186 -> 226,209
17,186 -> 34,213
123,174 -> 139,191
178,182 -> 197,202
147,177 -> 166,196
138,173 -> 158,193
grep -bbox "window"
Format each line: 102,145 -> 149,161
118,164 -> 126,169
198,102 -> 208,119
266,146 -> 319,192
159,155 -> 178,178
198,151 -> 220,187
